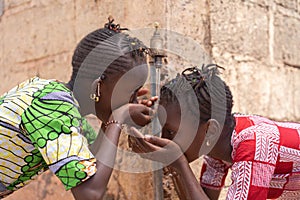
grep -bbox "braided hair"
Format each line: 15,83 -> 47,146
68,17 -> 148,90
160,64 -> 235,130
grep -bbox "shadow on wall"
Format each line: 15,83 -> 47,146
0,0 -> 3,17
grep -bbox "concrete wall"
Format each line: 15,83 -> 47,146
1,0 -> 299,199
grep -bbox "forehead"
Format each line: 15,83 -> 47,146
158,102 -> 180,119
157,102 -> 183,128
158,101 -> 200,143
158,100 -> 200,123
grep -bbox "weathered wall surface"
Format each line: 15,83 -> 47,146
211,0 -> 300,121
1,0 -> 299,199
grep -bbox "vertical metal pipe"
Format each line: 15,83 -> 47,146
150,23 -> 165,200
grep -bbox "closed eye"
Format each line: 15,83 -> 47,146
168,129 -> 176,135
162,128 -> 177,140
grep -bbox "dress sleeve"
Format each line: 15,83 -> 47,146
81,117 -> 98,145
21,83 -> 97,190
200,155 -> 231,190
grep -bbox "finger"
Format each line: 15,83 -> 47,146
135,141 -> 150,153
129,128 -> 155,152
141,139 -> 161,152
146,100 -> 153,107
138,96 -> 158,106
150,96 -> 159,102
139,99 -> 149,106
130,127 -> 155,149
139,115 -> 153,126
143,96 -> 159,107
128,135 -> 135,148
137,88 -> 149,97
130,144 -> 144,154
141,107 -> 155,116
132,143 -> 145,153
129,135 -> 146,152
144,135 -> 170,147
130,127 -> 144,138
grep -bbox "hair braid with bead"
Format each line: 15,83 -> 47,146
160,64 -> 235,130
68,17 -> 148,89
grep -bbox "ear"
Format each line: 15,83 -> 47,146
90,78 -> 103,102
91,78 -> 99,94
198,119 -> 221,156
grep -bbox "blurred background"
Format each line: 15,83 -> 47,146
0,0 -> 299,199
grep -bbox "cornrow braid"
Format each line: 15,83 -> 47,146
160,64 -> 234,129
68,17 -> 148,90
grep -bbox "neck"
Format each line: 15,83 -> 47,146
208,118 -> 235,163
95,107 -> 111,124
67,81 -> 95,117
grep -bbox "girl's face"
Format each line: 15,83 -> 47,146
111,63 -> 148,107
98,63 -> 148,115
158,102 -> 208,163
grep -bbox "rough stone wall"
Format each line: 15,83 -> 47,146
211,0 -> 300,121
1,0 -> 299,200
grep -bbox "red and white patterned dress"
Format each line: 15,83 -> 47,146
200,114 -> 300,200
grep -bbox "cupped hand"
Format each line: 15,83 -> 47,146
128,127 -> 184,168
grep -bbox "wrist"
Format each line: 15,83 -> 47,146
170,154 -> 188,171
109,105 -> 128,124
108,113 -> 124,125
105,118 -> 124,131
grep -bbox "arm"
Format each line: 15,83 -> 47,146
166,156 -> 226,200
170,156 -> 210,200
171,167 -> 222,200
129,128 -> 209,200
21,89 -> 153,200
71,122 -> 122,200
170,167 -> 222,200
200,155 -> 231,200
72,104 -> 153,200
202,188 -> 221,200
166,167 -> 188,200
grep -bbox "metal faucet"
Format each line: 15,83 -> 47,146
149,22 -> 167,200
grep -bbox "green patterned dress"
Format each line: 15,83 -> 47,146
0,77 -> 97,196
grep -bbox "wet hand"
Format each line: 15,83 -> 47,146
129,127 -> 184,167
139,96 -> 158,107
111,104 -> 154,127
136,88 -> 159,107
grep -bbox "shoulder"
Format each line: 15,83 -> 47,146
232,114 -> 280,163
232,114 -> 278,143
32,78 -> 78,106
233,113 -> 276,134
1,77 -> 76,106
1,77 -> 74,126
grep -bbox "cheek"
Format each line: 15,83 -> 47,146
158,105 -> 167,127
184,128 -> 206,161
172,122 -> 204,158
161,128 -> 175,140
181,139 -> 201,162
112,89 -> 129,103
139,63 -> 149,83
